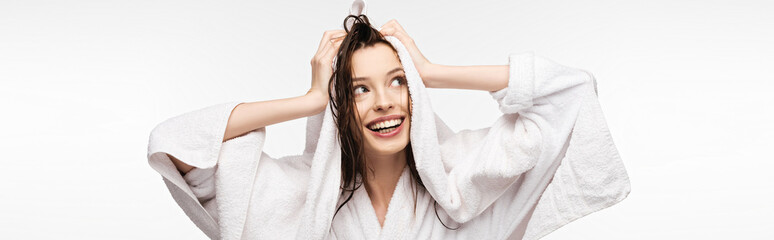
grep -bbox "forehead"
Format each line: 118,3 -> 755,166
351,43 -> 402,80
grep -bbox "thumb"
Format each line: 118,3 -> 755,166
379,27 -> 394,36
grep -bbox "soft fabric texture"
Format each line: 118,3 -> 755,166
146,5 -> 630,239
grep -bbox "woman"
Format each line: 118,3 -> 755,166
147,14 -> 629,239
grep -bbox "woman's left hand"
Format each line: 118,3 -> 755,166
379,19 -> 437,86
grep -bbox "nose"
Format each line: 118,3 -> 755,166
372,88 -> 395,111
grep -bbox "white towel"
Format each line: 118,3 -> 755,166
146,2 -> 630,239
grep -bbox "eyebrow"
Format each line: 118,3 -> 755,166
352,67 -> 405,82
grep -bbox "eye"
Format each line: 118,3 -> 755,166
353,85 -> 368,95
390,76 -> 406,87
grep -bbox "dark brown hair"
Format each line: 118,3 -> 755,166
327,14 -> 459,230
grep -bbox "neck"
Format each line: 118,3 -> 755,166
364,149 -> 407,210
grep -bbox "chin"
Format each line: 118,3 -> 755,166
367,143 -> 408,156
362,127 -> 410,156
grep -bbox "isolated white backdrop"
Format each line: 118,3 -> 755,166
1,0 -> 772,239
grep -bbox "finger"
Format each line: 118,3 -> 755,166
382,19 -> 404,32
316,32 -> 331,55
316,30 -> 346,54
316,39 -> 335,62
382,19 -> 397,28
324,38 -> 344,59
322,39 -> 344,66
322,34 -> 346,54
379,27 -> 395,36
318,33 -> 345,57
382,27 -> 409,43
318,30 -> 345,48
330,34 -> 346,43
383,20 -> 408,36
379,21 -> 394,31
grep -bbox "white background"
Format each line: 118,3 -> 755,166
1,0 -> 772,239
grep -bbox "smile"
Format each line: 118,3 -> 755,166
366,115 -> 405,137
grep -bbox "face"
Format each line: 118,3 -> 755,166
350,43 -> 412,158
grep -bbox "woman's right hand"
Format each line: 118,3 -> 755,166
308,30 -> 346,104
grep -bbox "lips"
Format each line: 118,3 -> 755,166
365,115 -> 405,130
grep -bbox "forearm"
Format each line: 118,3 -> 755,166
423,64 -> 508,92
223,92 -> 326,142
169,154 -> 195,175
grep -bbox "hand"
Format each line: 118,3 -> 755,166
379,19 -> 436,86
309,30 -> 346,103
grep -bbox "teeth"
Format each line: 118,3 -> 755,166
369,118 -> 403,131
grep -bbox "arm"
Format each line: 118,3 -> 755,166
222,92 -> 327,142
421,64 -> 509,91
214,63 -> 505,146
427,52 -> 593,225
168,92 -> 327,175
220,29 -> 346,142
377,20 -> 508,92
170,29 -> 346,175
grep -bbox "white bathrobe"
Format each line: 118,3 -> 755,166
146,36 -> 631,239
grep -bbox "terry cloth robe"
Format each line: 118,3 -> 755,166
146,36 -> 631,239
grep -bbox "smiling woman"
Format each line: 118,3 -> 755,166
148,9 -> 629,240
327,15 -> 418,227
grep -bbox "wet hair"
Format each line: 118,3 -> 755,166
328,14 -> 459,230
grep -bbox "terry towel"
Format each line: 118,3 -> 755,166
146,2 -> 631,239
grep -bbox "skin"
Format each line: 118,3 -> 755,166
350,43 -> 412,226
168,19 -> 510,228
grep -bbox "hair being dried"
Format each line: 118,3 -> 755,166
327,14 -> 459,230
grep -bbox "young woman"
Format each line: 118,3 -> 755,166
148,14 -> 628,239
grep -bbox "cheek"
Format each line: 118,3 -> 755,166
356,104 -> 368,125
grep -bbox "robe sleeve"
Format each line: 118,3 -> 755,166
148,100 -> 326,239
183,166 -> 217,206
432,51 -> 594,229
146,101 -> 244,240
